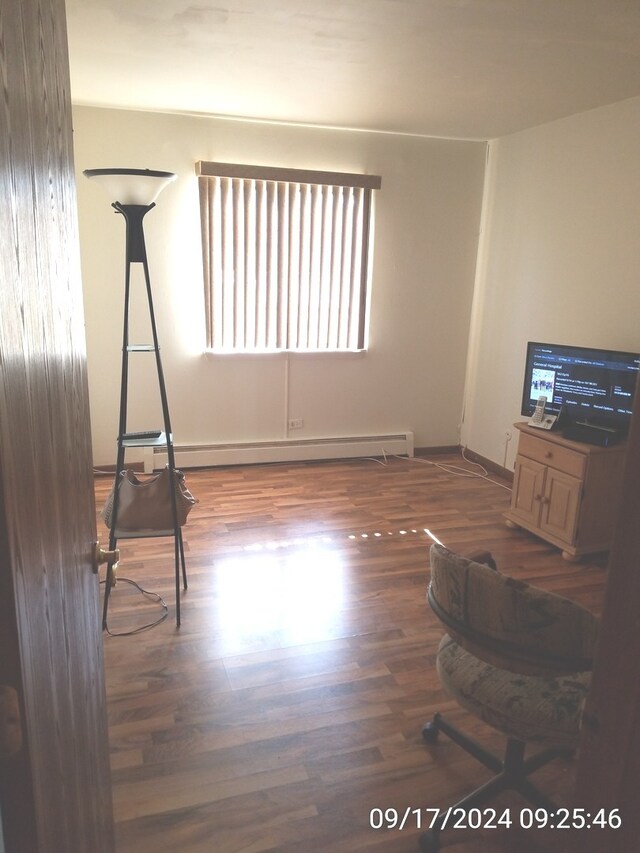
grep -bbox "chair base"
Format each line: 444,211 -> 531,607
419,712 -> 573,851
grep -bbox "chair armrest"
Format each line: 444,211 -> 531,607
429,543 -> 598,674
466,550 -> 498,571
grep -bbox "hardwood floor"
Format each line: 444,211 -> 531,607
96,453 -> 609,852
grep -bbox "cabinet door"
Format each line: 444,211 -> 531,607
539,468 -> 582,545
510,455 -> 546,526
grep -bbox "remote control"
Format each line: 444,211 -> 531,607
122,430 -> 162,440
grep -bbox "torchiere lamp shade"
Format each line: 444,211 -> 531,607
83,168 -> 176,205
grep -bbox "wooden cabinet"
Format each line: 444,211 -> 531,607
504,422 -> 626,560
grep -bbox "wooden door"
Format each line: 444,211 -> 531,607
0,1 -> 114,851
574,378 -> 640,851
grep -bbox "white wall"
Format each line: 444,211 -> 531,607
72,107 -> 486,466
462,96 -> 640,469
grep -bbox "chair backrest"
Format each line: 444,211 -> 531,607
428,544 -> 598,675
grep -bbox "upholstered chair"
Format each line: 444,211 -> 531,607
419,543 -> 598,852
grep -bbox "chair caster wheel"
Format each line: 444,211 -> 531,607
421,721 -> 439,744
419,829 -> 440,852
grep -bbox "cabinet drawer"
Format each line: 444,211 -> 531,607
517,432 -> 586,478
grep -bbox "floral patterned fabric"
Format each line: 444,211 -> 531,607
437,635 -> 590,748
429,544 -> 598,748
429,544 -> 598,672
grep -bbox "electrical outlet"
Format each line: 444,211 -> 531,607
288,418 -> 304,430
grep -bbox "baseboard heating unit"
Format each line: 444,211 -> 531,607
144,432 -> 414,472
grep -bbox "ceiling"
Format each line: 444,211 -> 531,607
65,0 -> 640,140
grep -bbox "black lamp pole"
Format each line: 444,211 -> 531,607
84,168 -> 186,628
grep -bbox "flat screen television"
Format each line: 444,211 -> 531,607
521,341 -> 640,434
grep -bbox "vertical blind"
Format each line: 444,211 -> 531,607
197,162 -> 381,352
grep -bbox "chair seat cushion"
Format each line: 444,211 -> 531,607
437,635 -> 591,749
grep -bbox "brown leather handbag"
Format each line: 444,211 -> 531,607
101,466 -> 197,531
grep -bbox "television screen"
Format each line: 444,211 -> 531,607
521,342 -> 640,431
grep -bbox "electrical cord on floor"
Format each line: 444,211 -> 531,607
99,577 -> 169,635
368,448 -> 512,492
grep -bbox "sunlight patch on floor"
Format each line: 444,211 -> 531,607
215,538 -> 346,646
211,526 -> 445,650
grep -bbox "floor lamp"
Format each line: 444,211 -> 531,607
84,167 -> 188,629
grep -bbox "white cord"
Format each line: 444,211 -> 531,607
374,449 -> 512,492
363,450 -> 388,466
503,431 -> 513,469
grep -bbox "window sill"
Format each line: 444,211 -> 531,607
202,349 -> 367,359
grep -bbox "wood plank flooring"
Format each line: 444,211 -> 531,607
96,453 -> 609,852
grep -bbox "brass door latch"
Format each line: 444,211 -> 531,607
92,541 -> 120,575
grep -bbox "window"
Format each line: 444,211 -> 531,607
196,161 -> 381,353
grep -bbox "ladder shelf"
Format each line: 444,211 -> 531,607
101,203 -> 187,630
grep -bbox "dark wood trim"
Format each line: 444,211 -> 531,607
196,160 -> 382,190
462,446 -> 514,483
415,444 -> 462,457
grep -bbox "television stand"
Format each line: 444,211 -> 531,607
504,422 -> 626,560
